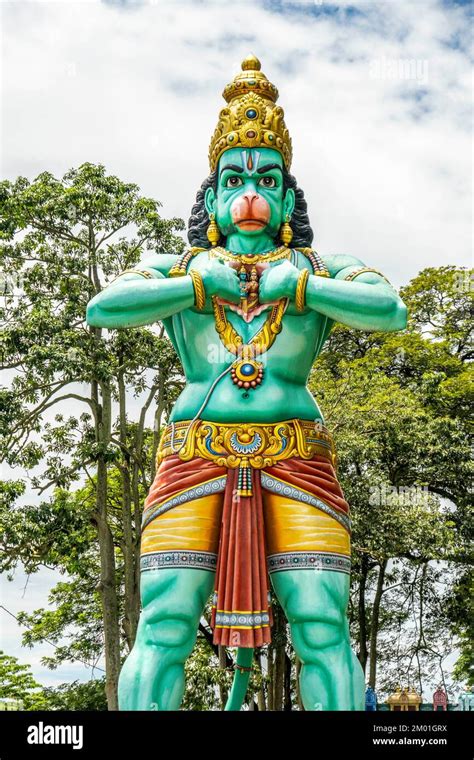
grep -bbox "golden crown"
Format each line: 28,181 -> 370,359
209,54 -> 293,172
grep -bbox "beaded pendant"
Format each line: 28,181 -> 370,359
230,357 -> 264,389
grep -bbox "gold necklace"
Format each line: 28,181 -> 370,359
210,247 -> 291,389
212,296 -> 287,390
209,245 -> 291,265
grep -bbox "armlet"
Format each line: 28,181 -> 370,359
294,248 -> 331,277
343,267 -> 394,287
108,268 -> 155,285
168,247 -> 206,277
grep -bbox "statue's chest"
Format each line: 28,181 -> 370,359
224,308 -> 270,342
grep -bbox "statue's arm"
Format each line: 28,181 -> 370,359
304,254 -> 408,332
86,254 -> 195,329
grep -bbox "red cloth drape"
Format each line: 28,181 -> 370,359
265,455 -> 349,517
143,454 -> 226,515
210,467 -> 273,647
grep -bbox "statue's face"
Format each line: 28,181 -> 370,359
204,147 -> 295,242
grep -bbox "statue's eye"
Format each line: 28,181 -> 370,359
226,176 -> 243,187
258,176 -> 276,188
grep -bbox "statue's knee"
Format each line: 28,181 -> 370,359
140,602 -> 196,649
137,570 -> 204,650
297,619 -> 344,654
148,616 -> 195,648
291,602 -> 347,659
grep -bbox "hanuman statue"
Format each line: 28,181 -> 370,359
86,55 -> 407,711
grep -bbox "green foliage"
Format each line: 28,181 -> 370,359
40,679 -> 107,711
0,162 -> 185,475
0,651 -> 44,709
181,637 -> 233,711
311,265 -> 472,695
0,163 -> 187,708
0,651 -> 106,710
3,478 -> 132,670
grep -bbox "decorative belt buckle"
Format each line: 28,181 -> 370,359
229,428 -> 263,455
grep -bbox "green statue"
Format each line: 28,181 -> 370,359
86,55 -> 407,711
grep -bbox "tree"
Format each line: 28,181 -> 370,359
40,679 -> 107,711
0,651 -> 106,711
310,265 -> 472,697
0,651 -> 45,709
0,163 -> 185,709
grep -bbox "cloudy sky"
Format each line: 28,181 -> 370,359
1,0 -> 472,691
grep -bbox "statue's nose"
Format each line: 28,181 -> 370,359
242,190 -> 259,205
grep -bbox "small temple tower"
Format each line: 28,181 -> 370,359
386,686 -> 422,711
433,686 -> 448,711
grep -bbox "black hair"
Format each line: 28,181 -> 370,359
187,167 -> 314,248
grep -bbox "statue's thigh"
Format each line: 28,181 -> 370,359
263,489 -> 351,625
271,570 -> 350,659
138,488 -> 224,644
270,568 -> 350,626
138,567 -> 215,643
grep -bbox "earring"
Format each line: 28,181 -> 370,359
207,213 -> 220,246
280,214 -> 293,245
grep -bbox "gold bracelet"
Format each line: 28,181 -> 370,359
295,268 -> 310,312
189,269 -> 206,311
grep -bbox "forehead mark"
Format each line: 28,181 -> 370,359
240,149 -> 261,175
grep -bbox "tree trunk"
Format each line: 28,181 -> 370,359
118,361 -> 140,649
267,644 -> 274,711
218,645 -> 229,708
131,453 -> 143,627
151,372 -> 166,482
295,657 -> 304,710
120,456 -> 137,648
284,652 -> 292,711
92,376 -> 122,711
273,607 -> 286,711
255,651 -> 267,711
368,559 -> 387,689
358,553 -> 369,673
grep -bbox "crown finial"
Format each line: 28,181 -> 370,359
209,56 -> 292,171
241,54 -> 261,72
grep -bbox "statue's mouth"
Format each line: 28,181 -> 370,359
235,218 -> 266,231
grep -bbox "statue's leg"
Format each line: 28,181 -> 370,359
271,569 -> 364,710
119,476 -> 225,711
263,481 -> 364,711
118,567 -> 214,710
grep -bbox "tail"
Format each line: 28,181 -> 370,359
224,647 -> 254,711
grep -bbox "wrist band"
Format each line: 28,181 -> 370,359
189,269 -> 206,311
295,268 -> 310,312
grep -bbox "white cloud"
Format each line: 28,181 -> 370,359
1,568 -> 102,687
1,0 -> 471,285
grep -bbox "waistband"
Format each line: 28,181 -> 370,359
157,418 -> 336,470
